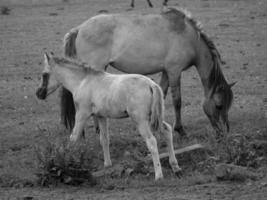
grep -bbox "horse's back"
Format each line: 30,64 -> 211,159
75,9 -> 197,72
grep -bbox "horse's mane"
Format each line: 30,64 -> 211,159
187,17 -> 227,92
164,7 -> 233,107
52,56 -> 104,75
164,7 -> 227,90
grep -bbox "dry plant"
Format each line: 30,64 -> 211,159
34,132 -> 97,186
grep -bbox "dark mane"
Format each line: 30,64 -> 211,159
172,7 -> 233,107
52,56 -> 104,75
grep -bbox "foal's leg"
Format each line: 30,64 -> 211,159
70,110 -> 90,142
159,71 -> 169,98
162,121 -> 182,177
98,117 -> 112,167
168,74 -> 187,137
137,121 -> 163,180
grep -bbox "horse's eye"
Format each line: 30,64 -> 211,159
216,105 -> 223,110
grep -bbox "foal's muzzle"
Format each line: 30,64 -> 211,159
36,87 -> 47,100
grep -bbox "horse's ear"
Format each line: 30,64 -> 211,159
229,81 -> 237,88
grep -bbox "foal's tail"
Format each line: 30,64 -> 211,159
63,28 -> 79,58
150,84 -> 164,132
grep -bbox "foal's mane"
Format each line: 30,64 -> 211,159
52,56 -> 104,75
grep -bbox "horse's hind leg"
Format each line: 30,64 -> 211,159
137,121 -> 163,180
159,71 -> 169,98
98,117 -> 112,167
161,121 -> 182,177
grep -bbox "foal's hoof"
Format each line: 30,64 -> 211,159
175,170 -> 182,178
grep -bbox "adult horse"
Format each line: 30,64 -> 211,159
61,7 -> 234,138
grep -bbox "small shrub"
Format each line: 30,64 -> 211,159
219,134 -> 260,168
34,135 -> 97,186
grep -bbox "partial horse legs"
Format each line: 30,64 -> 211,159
70,110 -> 90,142
70,114 -> 180,180
167,70 -> 187,137
161,121 -> 181,176
146,0 -> 153,7
159,71 -> 169,98
160,69 -> 187,137
137,121 -> 163,180
98,117 -> 112,167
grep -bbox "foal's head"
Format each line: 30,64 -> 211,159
203,82 -> 235,134
36,53 -> 61,100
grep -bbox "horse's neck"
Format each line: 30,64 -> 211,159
195,41 -> 215,98
54,65 -> 85,93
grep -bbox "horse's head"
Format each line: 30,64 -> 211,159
203,82 -> 235,135
36,53 -> 61,100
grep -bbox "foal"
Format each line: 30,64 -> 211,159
36,53 -> 181,180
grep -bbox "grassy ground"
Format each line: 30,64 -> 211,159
0,0 -> 266,199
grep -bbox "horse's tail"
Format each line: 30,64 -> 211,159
61,28 -> 79,131
150,84 -> 164,132
60,87 -> 75,131
63,28 -> 79,58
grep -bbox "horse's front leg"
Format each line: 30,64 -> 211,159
159,70 -> 169,98
93,116 -> 100,134
98,117 -> 112,167
168,74 -> 187,137
70,110 -> 90,142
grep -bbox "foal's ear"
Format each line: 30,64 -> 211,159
44,53 -> 50,65
229,81 -> 237,88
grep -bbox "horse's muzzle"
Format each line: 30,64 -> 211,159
36,87 -> 47,100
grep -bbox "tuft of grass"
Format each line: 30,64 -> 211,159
218,134 -> 260,168
34,134 -> 97,186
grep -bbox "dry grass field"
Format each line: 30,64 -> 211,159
0,0 -> 266,199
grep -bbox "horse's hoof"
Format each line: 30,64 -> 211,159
175,170 -> 182,178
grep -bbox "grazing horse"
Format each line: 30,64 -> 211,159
61,7 -> 235,138
130,0 -> 168,8
36,53 -> 181,180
